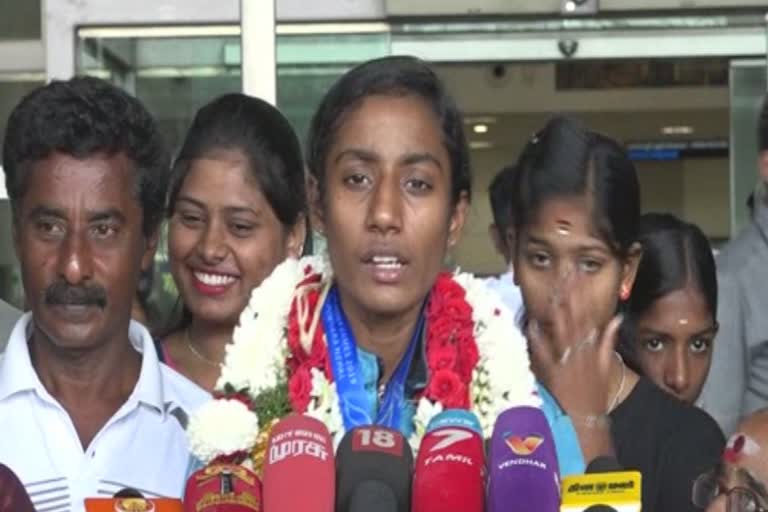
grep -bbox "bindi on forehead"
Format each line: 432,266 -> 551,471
555,219 -> 572,236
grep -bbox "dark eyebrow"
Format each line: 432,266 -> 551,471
525,233 -> 609,253
690,325 -> 719,338
175,196 -> 206,209
400,152 -> 443,171
176,196 -> 260,217
89,208 -> 126,224
635,328 -> 669,338
333,148 -> 378,165
26,206 -> 66,221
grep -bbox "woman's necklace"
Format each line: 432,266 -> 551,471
185,329 -> 220,367
607,351 -> 626,412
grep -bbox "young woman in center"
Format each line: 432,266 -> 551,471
511,116 -> 724,511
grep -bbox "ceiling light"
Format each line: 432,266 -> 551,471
473,124 -> 489,134
564,1 -> 577,12
661,125 -> 694,135
470,141 -> 494,150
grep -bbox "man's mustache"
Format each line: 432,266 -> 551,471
44,281 -> 107,308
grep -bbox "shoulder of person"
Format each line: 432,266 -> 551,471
635,380 -> 723,442
160,363 -> 211,415
716,221 -> 766,275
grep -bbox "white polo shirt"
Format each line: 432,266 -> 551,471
0,314 -> 210,512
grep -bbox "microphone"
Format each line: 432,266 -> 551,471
0,464 -> 34,512
183,463 -> 261,512
560,457 -> 641,512
487,406 -> 561,512
412,409 -> 485,512
336,426 -> 414,512
262,413 -> 335,512
113,488 -> 145,498
85,497 -> 182,511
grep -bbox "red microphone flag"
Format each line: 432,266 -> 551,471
262,413 -> 335,512
412,413 -> 486,512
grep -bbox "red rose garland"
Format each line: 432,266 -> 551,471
285,272 -> 479,416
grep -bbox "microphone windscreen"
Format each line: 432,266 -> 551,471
426,408 -> 482,435
585,457 -> 623,474
488,406 -> 561,512
113,488 -> 144,498
262,414 -> 335,512
412,410 -> 485,512
183,463 -> 262,512
349,480 -> 398,512
0,464 -> 34,512
336,426 -> 413,512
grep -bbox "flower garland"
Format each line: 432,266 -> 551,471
187,255 -> 540,466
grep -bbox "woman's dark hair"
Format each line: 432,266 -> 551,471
618,213 -> 718,366
306,55 -> 471,205
167,93 -> 307,228
163,94 -> 307,334
511,116 -> 640,257
2,76 -> 169,236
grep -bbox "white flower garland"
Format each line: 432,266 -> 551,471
188,255 -> 539,464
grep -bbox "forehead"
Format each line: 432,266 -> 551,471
637,286 -> 712,329
330,94 -> 445,154
524,195 -> 605,244
180,152 -> 266,209
20,151 -> 139,212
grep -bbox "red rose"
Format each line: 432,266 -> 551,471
455,330 -> 480,382
428,343 -> 458,372
426,369 -> 468,408
428,316 -> 458,348
288,364 -> 313,412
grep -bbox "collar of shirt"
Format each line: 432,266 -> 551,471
0,313 -> 168,417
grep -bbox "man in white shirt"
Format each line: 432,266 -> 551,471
0,76 -> 208,511
484,164 -> 523,319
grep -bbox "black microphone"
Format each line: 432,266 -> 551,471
113,488 -> 145,498
336,426 -> 413,512
349,480 -> 399,512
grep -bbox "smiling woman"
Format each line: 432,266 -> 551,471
158,94 -> 307,391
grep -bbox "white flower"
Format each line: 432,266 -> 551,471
408,398 -> 443,454
187,399 -> 260,464
306,368 -> 344,435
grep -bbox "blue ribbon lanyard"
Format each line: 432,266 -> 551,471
321,285 -> 424,432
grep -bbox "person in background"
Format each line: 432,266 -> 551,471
700,95 -> 768,436
511,116 -> 724,510
484,164 -> 524,317
158,93 -> 307,391
0,299 -> 21,352
694,409 -> 768,511
620,213 -> 718,405
131,264 -> 159,331
0,76 -> 208,510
